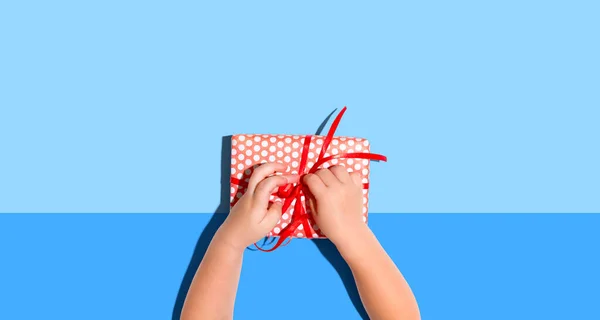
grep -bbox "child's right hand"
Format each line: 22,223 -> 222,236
302,166 -> 369,249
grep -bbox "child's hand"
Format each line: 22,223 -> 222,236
215,162 -> 299,252
302,166 -> 368,248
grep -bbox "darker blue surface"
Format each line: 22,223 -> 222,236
1,213 -> 598,319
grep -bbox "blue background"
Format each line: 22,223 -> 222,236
1,213 -> 599,320
1,0 -> 599,213
1,1 -> 600,319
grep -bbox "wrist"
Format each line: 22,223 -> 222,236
332,224 -> 373,259
212,228 -> 247,255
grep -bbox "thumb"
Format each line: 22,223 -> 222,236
261,201 -> 284,228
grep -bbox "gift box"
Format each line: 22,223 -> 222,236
229,107 -> 386,251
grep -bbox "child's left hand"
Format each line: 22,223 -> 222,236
214,162 -> 299,252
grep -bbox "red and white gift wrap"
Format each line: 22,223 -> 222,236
229,107 -> 387,251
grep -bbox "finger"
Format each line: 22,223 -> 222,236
253,175 -> 289,206
265,174 -> 300,194
350,171 -> 362,186
260,201 -> 284,228
315,168 -> 340,187
303,173 -> 327,198
329,165 -> 351,183
307,196 -> 318,216
247,162 -> 287,194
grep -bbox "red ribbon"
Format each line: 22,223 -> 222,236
231,106 -> 387,251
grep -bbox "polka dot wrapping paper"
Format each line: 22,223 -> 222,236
228,107 -> 387,251
230,134 -> 372,238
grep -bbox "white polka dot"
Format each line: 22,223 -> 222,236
277,151 -> 284,157
332,140 -> 339,146
331,159 -> 338,165
237,154 -> 244,161
312,233 -> 319,238
362,159 -> 369,165
363,207 -> 367,213
269,155 -> 276,162
363,197 -> 367,204
298,224 -> 304,230
285,137 -> 292,143
310,142 -> 315,149
347,159 -> 354,165
254,136 -> 261,142
316,139 -> 323,145
282,213 -> 289,220
331,148 -> 339,155
245,159 -> 252,166
253,155 -> 260,161
232,149 -> 237,155
236,192 -> 243,198
261,141 -> 268,147
251,145 -> 258,152
363,189 -> 368,195
292,161 -> 299,168
231,158 -> 237,165
269,145 -> 276,152
348,140 -> 355,146
261,150 -> 268,157
292,151 -> 299,158
307,161 -> 314,168
362,216 -> 367,222
245,140 -> 252,146
232,139 -> 238,146
340,144 -> 347,151
297,232 -> 304,237
324,153 -> 330,157
274,227 -> 281,234
270,137 -> 276,143
291,170 -> 298,174
293,135 -> 300,139
340,137 -> 346,141
355,144 -> 362,151
354,163 -> 361,170
308,152 -> 315,159
363,140 -> 370,146
277,135 -> 284,138
236,173 -> 243,179
292,142 -> 299,148
284,147 -> 291,154
362,168 -> 369,175
281,223 -> 288,229
244,169 -> 252,175
323,163 -> 330,168
362,178 -> 368,183
277,141 -> 284,148
284,156 -> 291,162
239,136 -> 246,141
238,144 -> 245,151
245,150 -> 252,156
230,168 -> 236,174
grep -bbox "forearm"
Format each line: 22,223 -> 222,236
337,227 -> 420,320
181,232 -> 244,320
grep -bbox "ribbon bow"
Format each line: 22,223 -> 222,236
232,106 -> 387,251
